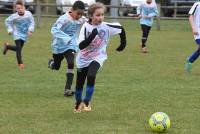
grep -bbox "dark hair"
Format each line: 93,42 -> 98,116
72,1 -> 85,11
88,2 -> 106,18
15,0 -> 24,6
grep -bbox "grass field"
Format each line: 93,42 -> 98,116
0,17 -> 200,134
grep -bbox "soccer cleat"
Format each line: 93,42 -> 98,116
48,59 -> 54,69
18,64 -> 24,69
3,42 -> 9,55
73,102 -> 83,113
82,102 -> 92,112
141,47 -> 148,53
64,89 -> 74,97
185,60 -> 192,73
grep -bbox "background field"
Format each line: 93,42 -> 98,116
0,18 -> 200,134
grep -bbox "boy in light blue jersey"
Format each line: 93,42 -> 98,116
137,0 -> 158,53
3,0 -> 35,69
48,1 -> 86,97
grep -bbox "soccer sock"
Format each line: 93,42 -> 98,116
65,70 -> 74,90
188,49 -> 200,63
75,88 -> 83,104
83,85 -> 94,106
142,38 -> 147,48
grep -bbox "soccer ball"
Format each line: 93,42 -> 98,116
149,112 -> 170,132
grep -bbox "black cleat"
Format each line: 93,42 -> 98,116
48,59 -> 54,69
64,89 -> 74,97
3,43 -> 9,55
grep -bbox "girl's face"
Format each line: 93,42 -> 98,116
146,0 -> 152,4
15,4 -> 25,16
91,8 -> 104,25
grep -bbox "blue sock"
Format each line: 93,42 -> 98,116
83,85 -> 94,105
75,89 -> 83,103
188,49 -> 200,63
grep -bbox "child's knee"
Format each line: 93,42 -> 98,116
68,62 -> 74,69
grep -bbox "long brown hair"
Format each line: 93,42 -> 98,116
88,2 -> 106,22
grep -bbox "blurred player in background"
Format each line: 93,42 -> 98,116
3,0 -> 35,69
137,0 -> 158,53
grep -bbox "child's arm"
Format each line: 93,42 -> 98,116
189,15 -> 198,35
28,12 -> 35,35
106,23 -> 127,52
116,26 -> 126,51
79,28 -> 98,50
51,18 -> 72,44
188,2 -> 199,35
5,15 -> 14,35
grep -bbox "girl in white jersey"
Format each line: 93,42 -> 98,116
74,2 -> 127,113
185,2 -> 200,73
3,0 -> 35,69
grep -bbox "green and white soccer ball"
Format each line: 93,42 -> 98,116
149,112 -> 170,132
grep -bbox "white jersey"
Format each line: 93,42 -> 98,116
76,22 -> 122,68
189,2 -> 200,40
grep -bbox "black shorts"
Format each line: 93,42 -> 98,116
53,49 -> 76,70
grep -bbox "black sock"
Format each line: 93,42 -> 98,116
65,73 -> 74,90
142,39 -> 147,48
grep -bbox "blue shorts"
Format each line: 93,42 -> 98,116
195,39 -> 200,45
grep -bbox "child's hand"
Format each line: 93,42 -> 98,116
192,30 -> 198,35
28,31 -> 33,36
8,32 -> 12,35
138,15 -> 142,19
91,28 -> 98,36
116,43 -> 126,52
142,15 -> 151,19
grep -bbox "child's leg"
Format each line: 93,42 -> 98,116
15,40 -> 24,64
188,45 -> 200,63
141,24 -> 151,48
63,49 -> 76,95
74,67 -> 88,112
49,53 -> 64,70
83,61 -> 100,106
185,39 -> 200,73
75,67 -> 88,103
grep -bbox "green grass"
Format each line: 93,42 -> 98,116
0,17 -> 200,134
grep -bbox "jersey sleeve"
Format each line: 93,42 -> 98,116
106,22 -> 122,36
28,11 -> 35,32
78,23 -> 86,44
5,14 -> 15,33
189,2 -> 199,15
51,16 -> 72,44
137,3 -> 143,15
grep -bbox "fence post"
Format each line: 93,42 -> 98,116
36,0 -> 41,28
110,0 -> 119,21
156,3 -> 161,31
174,1 -> 177,18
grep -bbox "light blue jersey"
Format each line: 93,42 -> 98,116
137,2 -> 158,26
51,13 -> 87,54
5,10 -> 35,41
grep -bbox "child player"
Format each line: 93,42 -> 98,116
137,0 -> 158,53
74,2 -> 127,113
48,1 -> 87,97
3,0 -> 35,69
